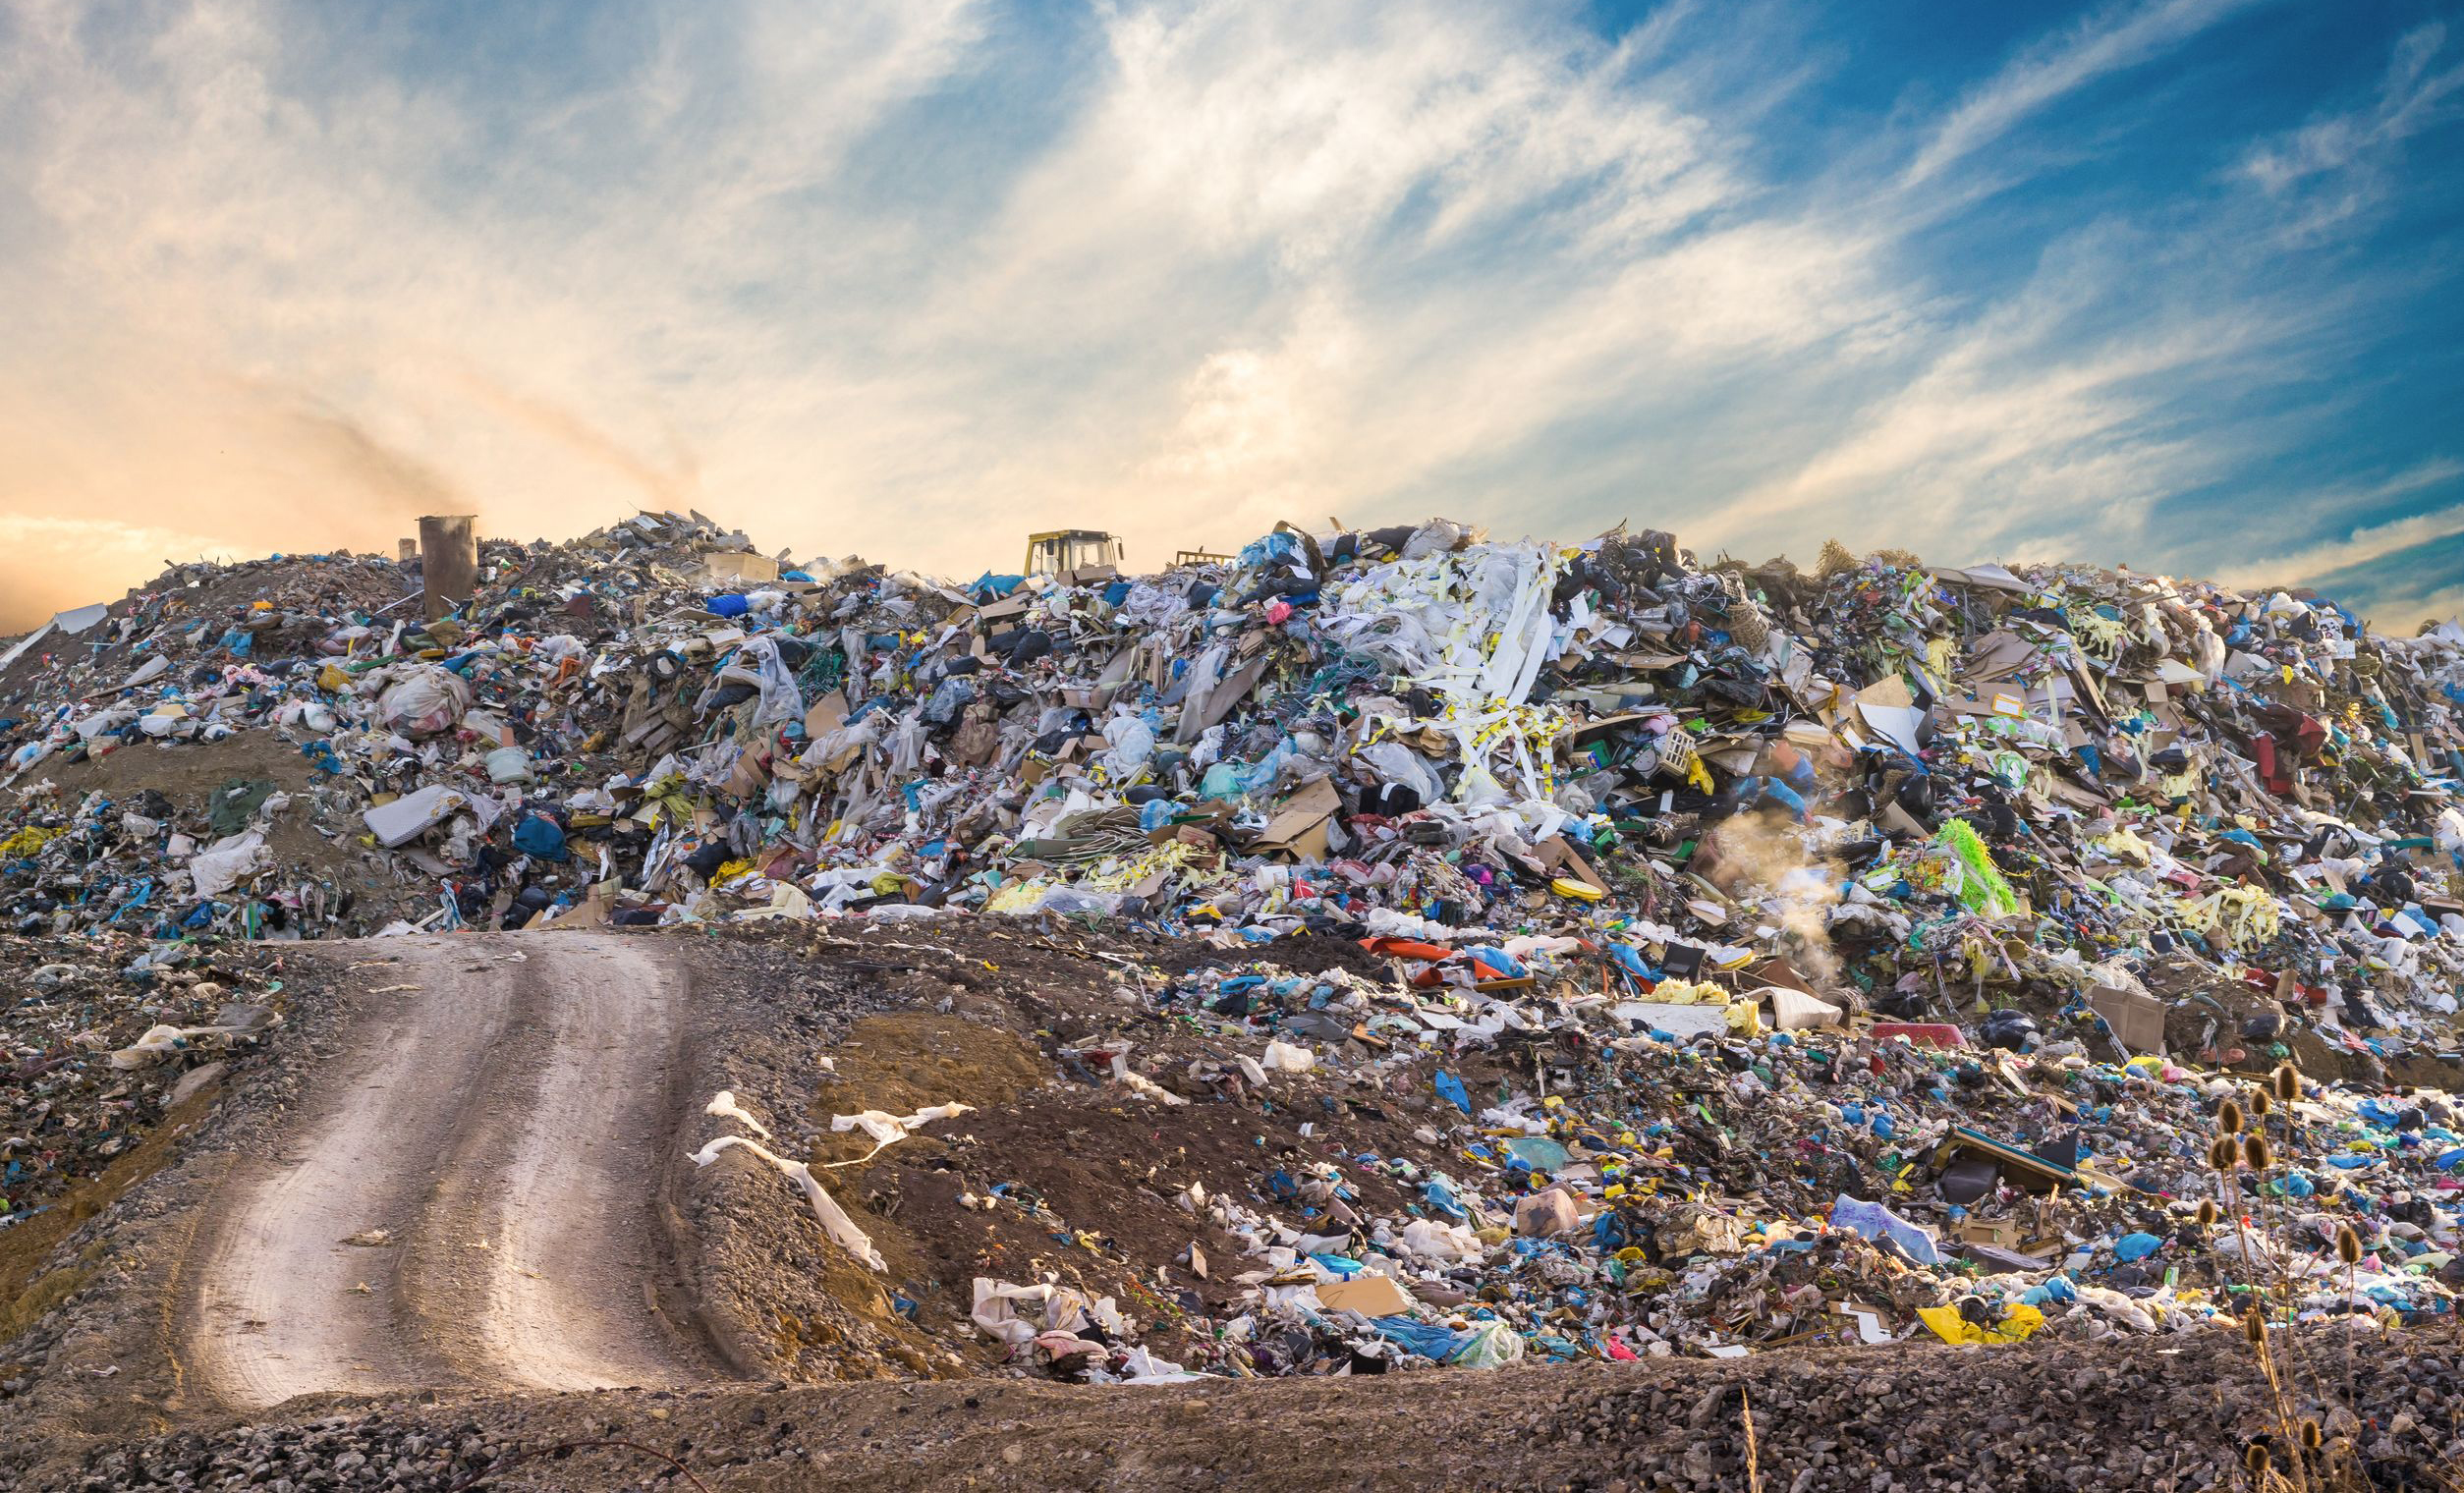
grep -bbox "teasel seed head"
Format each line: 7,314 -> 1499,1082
2335,1224 -> 2363,1265
2219,1099 -> 2245,1134
2273,1064 -> 2301,1101
2243,1134 -> 2272,1169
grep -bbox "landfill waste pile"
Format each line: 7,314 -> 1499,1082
6,510 -> 2464,1420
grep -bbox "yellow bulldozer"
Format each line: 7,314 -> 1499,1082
1021,530 -> 1234,578
1023,529 -> 1125,579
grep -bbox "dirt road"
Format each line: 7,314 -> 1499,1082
180,933 -> 716,1410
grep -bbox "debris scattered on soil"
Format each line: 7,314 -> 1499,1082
8,511 -> 2464,1487
0,933 -> 291,1228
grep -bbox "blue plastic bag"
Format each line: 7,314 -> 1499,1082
2112,1231 -> 2163,1263
512,814 -> 569,862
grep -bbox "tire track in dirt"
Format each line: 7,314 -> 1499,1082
182,933 -> 712,1410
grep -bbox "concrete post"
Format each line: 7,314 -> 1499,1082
418,515 -> 478,622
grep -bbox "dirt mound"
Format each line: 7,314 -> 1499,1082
30,733 -> 379,898
1161,928 -> 1396,980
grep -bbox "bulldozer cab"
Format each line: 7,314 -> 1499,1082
1023,529 -> 1124,578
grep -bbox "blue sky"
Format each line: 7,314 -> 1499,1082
0,0 -> 2459,629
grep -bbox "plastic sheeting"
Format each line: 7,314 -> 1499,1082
690,1134 -> 886,1271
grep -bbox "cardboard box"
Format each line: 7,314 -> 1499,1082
976,591 -> 1038,624
700,550 -> 780,584
1951,1217 -> 2021,1247
1255,775 -> 1341,861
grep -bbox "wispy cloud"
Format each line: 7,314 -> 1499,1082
1692,234 -> 2276,561
2208,460 -> 2464,588
2353,581 -> 2464,634
1902,0 -> 2267,187
0,0 -> 2456,630
2234,22 -> 2464,243
2242,23 -> 2464,194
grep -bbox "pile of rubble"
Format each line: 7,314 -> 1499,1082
8,509 -> 2464,1389
0,934 -> 291,1233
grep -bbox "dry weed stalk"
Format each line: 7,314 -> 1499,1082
1740,1387 -> 1764,1493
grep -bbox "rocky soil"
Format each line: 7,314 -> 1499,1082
37,1334 -> 2464,1491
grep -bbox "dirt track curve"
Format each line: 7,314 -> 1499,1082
179,933 -> 718,1410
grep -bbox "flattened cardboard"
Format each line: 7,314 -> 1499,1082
1856,676 -> 1916,709
1256,775 -> 1341,860
803,688 -> 848,739
1315,1273 -> 1415,1316
721,742 -> 773,799
1959,631 -> 2041,682
1938,691 -> 2028,718
1951,1217 -> 2021,1247
2088,983 -> 2165,1052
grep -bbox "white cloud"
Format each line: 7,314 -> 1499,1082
2242,24 -> 2463,194
0,0 -> 2450,632
1686,228 -> 2283,564
1903,0 -> 2266,187
2232,23 -> 2464,245
2345,580 -> 2464,633
2208,461 -> 2464,588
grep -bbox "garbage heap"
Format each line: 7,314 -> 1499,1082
0,934 -> 291,1234
8,510 -> 2464,1379
966,950 -> 2464,1383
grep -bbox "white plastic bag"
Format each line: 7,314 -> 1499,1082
188,832 -> 267,897
830,1102 -> 975,1148
484,746 -> 533,784
364,784 -> 480,848
377,666 -> 472,738
1262,1039 -> 1316,1074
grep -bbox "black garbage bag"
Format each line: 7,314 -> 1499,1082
1980,1009 -> 2041,1051
1872,986 -> 1932,1020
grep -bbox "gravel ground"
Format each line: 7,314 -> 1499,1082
27,1334 -> 2464,1491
